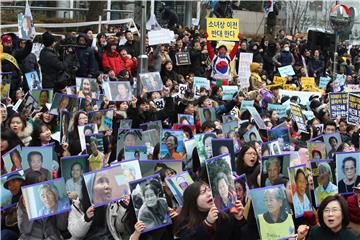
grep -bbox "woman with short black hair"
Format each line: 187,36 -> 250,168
297,194 -> 358,239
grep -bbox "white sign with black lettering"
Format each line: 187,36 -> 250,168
179,84 -> 188,95
154,98 -> 165,109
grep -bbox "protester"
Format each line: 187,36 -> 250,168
1,6 -> 360,239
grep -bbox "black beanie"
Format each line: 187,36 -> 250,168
42,32 -> 55,47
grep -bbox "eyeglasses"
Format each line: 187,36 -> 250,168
323,208 -> 341,215
245,152 -> 258,156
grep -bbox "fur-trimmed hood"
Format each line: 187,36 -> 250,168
16,121 -> 33,146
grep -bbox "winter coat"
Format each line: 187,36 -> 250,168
123,41 -> 140,59
75,34 -> 98,77
308,57 -> 325,77
38,47 -> 67,89
67,199 -> 130,240
17,197 -> 67,240
272,51 -> 295,67
19,52 -> 39,76
16,121 -> 33,146
1,40 -> 32,100
189,48 -> 206,76
101,50 -> 123,75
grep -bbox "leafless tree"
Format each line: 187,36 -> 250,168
287,0 -> 310,35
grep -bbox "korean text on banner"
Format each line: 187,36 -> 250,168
347,93 -> 360,125
329,93 -> 348,119
290,103 -> 308,133
300,77 -> 315,91
206,18 -> 239,41
238,52 -> 253,89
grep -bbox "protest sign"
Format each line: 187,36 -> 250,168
238,52 -> 253,89
139,72 -> 163,93
175,52 -> 191,65
148,28 -> 174,45
21,178 -> 70,220
153,98 -> 165,109
249,185 -> 295,239
279,89 -> 320,106
268,128 -> 291,151
116,129 -> 143,158
1,72 -> 12,97
178,114 -> 194,125
261,154 -> 290,186
319,76 -> 331,89
193,77 -> 210,96
290,103 -> 308,133
165,171 -> 194,207
179,84 -> 187,95
139,160 -> 182,177
247,106 -> 267,130
329,92 -> 348,119
25,71 -> 41,90
273,76 -> 287,85
267,103 -> 288,119
206,154 -> 235,211
283,84 -> 299,91
347,93 -> 360,125
129,174 -> 172,233
222,85 -> 238,100
278,65 -> 295,77
125,146 -> 147,161
288,164 -> 313,218
336,151 -> 360,194
17,2 -> 35,39
76,78 -> 98,99
160,130 -> 184,160
83,163 -> 133,207
300,77 -> 315,91
345,84 -> 360,92
240,100 -> 254,113
206,18 -> 239,41
303,111 -> 315,121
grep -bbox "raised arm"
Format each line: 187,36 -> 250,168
205,32 -> 215,60
229,33 -> 241,60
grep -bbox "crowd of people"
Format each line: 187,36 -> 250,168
1,15 -> 360,240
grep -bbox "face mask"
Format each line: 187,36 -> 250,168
284,47 -> 290,52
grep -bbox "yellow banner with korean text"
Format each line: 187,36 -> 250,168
206,18 -> 240,41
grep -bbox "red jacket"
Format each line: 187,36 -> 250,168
102,51 -> 136,75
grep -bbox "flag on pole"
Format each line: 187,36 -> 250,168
264,0 -> 274,17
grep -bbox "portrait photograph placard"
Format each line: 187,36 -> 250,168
106,81 -> 132,101
249,185 -> 295,240
85,133 -> 105,171
165,171 -> 194,207
244,126 -> 262,143
25,71 -> 41,90
194,133 -> 217,166
261,154 -> 290,187
75,77 -> 98,99
205,154 -> 235,211
139,160 -> 182,178
234,174 -> 248,206
178,114 -> 194,125
267,127 -> 291,151
60,155 -> 89,199
119,119 -> 133,129
288,164 -> 313,218
198,107 -> 216,125
140,120 -> 162,132
116,129 -> 143,158
2,145 -> 23,173
83,164 -> 130,207
88,109 -> 114,132
31,89 -> 53,107
20,146 -> 53,181
21,178 -> 70,221
125,145 -> 147,161
211,138 -> 235,168
160,130 -> 183,160
129,174 -> 172,233
139,72 -> 164,93
142,129 -> 160,159
78,123 -> 99,151
311,160 -> 338,207
49,93 -> 80,115
307,142 -> 327,160
336,152 -> 360,194
322,132 -> 342,159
